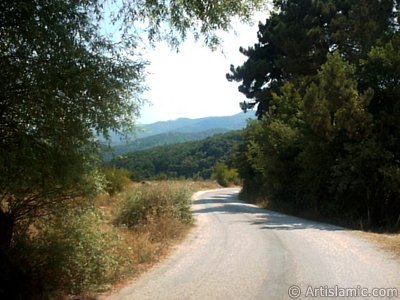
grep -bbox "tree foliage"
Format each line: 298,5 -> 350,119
211,162 -> 240,187
0,0 -> 146,252
111,131 -> 243,181
231,0 -> 400,230
0,0 -> 265,296
227,0 -> 395,117
114,0 -> 267,48
0,0 -> 264,248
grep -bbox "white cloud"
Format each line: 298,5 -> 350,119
138,13 -> 267,124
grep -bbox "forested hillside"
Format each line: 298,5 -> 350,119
106,112 -> 253,145
110,128 -> 229,156
138,112 -> 251,137
228,0 -> 400,230
111,131 -> 242,180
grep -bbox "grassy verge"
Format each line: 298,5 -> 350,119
350,231 -> 400,259
8,200 -> 133,299
5,180 -> 218,299
91,180 -> 220,297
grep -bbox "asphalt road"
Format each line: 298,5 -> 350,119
106,188 -> 400,300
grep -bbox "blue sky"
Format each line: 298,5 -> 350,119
138,14 -> 266,124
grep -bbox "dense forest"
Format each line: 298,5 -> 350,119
228,0 -> 400,230
111,131 -> 242,180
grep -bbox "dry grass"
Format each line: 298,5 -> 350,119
121,180 -> 221,194
188,180 -> 221,191
92,180 -> 218,297
351,230 -> 400,259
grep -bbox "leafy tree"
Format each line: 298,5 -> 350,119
212,162 -> 240,187
303,52 -> 373,142
0,0 -> 146,252
230,0 -> 400,229
0,0 -> 266,251
227,0 -> 395,118
354,34 -> 400,226
234,83 -> 305,208
299,52 -> 373,214
0,0 -> 270,296
115,0 -> 267,48
231,121 -> 265,199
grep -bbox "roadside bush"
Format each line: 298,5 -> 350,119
212,162 -> 241,187
114,182 -> 193,228
103,167 -> 132,195
9,205 -> 132,298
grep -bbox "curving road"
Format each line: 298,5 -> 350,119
106,188 -> 400,300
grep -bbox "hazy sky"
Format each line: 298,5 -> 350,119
139,15 -> 266,124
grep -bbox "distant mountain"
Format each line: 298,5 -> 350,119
103,112 -> 254,149
111,128 -> 229,156
136,112 -> 253,139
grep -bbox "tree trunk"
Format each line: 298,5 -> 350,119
0,210 -> 14,250
366,187 -> 371,229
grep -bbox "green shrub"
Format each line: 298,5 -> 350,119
10,205 -> 132,297
212,162 -> 241,187
103,167 -> 132,195
114,183 -> 193,228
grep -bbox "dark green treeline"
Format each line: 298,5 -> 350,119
228,0 -> 400,230
111,131 -> 242,181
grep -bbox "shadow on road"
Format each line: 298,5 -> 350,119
192,192 -> 343,232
